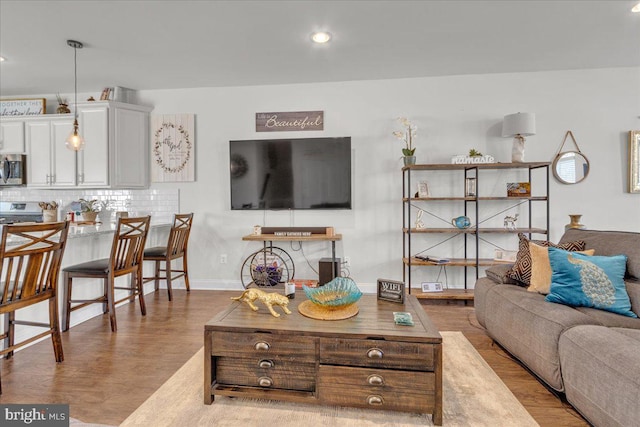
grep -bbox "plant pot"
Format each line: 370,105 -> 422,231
56,103 -> 71,114
403,155 -> 416,166
43,209 -> 58,223
82,211 -> 99,222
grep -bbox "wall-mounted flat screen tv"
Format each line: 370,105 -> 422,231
230,137 -> 351,210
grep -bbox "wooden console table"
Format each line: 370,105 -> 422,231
241,233 -> 342,287
204,294 -> 443,425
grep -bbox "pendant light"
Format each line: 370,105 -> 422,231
65,40 -> 85,151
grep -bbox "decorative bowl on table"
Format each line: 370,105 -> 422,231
299,277 -> 362,320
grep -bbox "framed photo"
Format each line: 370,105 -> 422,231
377,278 -> 405,303
506,182 -> 531,197
421,282 -> 443,293
629,130 -> 640,193
0,98 -> 46,116
417,181 -> 430,198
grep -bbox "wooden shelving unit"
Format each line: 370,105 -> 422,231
402,162 -> 550,300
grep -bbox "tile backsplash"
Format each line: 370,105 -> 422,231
0,188 -> 179,223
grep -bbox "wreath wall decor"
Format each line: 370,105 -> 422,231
151,114 -> 195,182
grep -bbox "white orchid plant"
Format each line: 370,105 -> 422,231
393,117 -> 417,156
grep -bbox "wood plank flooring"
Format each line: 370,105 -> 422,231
0,290 -> 588,426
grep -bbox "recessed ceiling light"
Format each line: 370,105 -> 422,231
311,31 -> 331,44
0,56 -> 5,62
633,2 -> 640,12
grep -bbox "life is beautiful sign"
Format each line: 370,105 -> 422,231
256,111 -> 324,132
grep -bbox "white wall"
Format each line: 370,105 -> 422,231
134,67 -> 640,290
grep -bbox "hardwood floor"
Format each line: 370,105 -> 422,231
0,290 -> 588,426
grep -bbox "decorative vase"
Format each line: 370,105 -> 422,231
56,103 -> 71,114
403,155 -> 416,166
82,211 -> 99,222
565,214 -> 585,231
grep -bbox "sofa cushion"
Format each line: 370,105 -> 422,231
485,263 -> 517,284
575,306 -> 640,328
626,279 -> 640,316
546,248 -> 636,318
507,233 -> 585,285
559,229 -> 640,280
527,242 -> 595,294
481,283 -> 600,391
559,325 -> 640,427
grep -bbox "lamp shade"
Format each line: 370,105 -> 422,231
502,112 -> 536,137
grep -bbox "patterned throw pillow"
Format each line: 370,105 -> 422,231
546,247 -> 636,318
527,242 -> 595,294
506,233 -> 586,286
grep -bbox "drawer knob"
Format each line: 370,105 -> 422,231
367,395 -> 384,406
367,348 -> 384,359
254,341 -> 270,351
367,374 -> 384,386
258,359 -> 274,368
258,376 -> 273,387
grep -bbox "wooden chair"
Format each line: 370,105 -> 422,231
61,216 -> 150,333
143,213 -> 193,301
0,221 -> 70,394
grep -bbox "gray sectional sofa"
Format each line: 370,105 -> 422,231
475,229 -> 640,427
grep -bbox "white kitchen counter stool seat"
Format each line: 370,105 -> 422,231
0,221 -> 70,395
143,213 -> 193,301
61,216 -> 150,333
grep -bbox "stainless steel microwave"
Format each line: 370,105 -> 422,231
0,154 -> 26,186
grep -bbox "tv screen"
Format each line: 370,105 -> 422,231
230,137 -> 351,210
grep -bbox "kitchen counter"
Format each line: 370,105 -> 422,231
1,220 -> 173,340
2,220 -> 171,246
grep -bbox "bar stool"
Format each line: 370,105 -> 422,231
61,216 -> 150,333
0,221 -> 70,394
143,213 -> 193,301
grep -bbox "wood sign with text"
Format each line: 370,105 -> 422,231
1,98 -> 46,116
256,111 -> 324,132
377,278 -> 405,304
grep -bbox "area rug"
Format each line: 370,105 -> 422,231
120,331 -> 538,426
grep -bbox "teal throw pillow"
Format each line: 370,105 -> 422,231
545,247 -> 636,317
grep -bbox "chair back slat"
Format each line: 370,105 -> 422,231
109,216 -> 150,275
167,213 -> 193,258
0,222 -> 70,308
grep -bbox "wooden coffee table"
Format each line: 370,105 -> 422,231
204,293 -> 443,425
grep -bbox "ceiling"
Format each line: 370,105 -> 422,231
1,1 -> 639,97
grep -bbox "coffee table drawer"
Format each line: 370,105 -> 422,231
216,357 -> 316,391
212,332 -> 316,361
320,338 -> 435,370
318,365 -> 435,413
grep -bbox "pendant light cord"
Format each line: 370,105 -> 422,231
73,45 -> 78,122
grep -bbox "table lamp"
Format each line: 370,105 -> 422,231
502,112 -> 536,162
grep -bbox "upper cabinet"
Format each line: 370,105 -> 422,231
26,118 -> 77,187
0,120 -> 26,153
76,101 -> 152,189
8,100 -> 152,189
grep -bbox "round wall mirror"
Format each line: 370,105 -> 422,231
552,151 -> 590,184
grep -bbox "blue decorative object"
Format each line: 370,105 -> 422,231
303,277 -> 362,308
451,215 -> 471,229
546,247 -> 636,318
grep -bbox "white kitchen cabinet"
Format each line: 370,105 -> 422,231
76,101 -> 152,188
0,120 -> 25,153
77,104 -> 109,187
26,117 -> 77,187
20,101 -> 151,188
